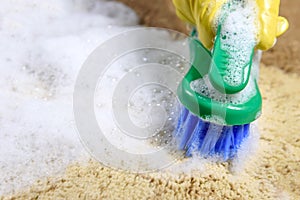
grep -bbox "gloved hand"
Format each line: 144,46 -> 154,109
257,0 -> 289,50
172,0 -> 289,51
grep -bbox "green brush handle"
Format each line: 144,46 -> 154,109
177,28 -> 262,125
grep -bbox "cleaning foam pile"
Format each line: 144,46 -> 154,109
0,0 -> 138,195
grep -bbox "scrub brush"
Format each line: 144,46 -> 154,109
174,15 -> 262,160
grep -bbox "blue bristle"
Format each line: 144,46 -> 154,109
185,120 -> 209,156
174,105 -> 250,161
177,113 -> 199,150
176,107 -> 189,132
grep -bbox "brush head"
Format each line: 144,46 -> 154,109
175,105 -> 250,161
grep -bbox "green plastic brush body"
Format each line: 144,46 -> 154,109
177,27 -> 262,126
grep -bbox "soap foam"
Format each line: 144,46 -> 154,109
0,0 -> 139,195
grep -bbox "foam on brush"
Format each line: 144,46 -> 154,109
190,74 -> 256,105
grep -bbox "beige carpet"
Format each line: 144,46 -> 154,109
2,67 -> 300,200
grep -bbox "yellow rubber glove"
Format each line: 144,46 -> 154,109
172,0 -> 226,50
172,0 -> 289,51
257,0 -> 289,50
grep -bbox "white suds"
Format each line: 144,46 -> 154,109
0,0 -> 139,195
